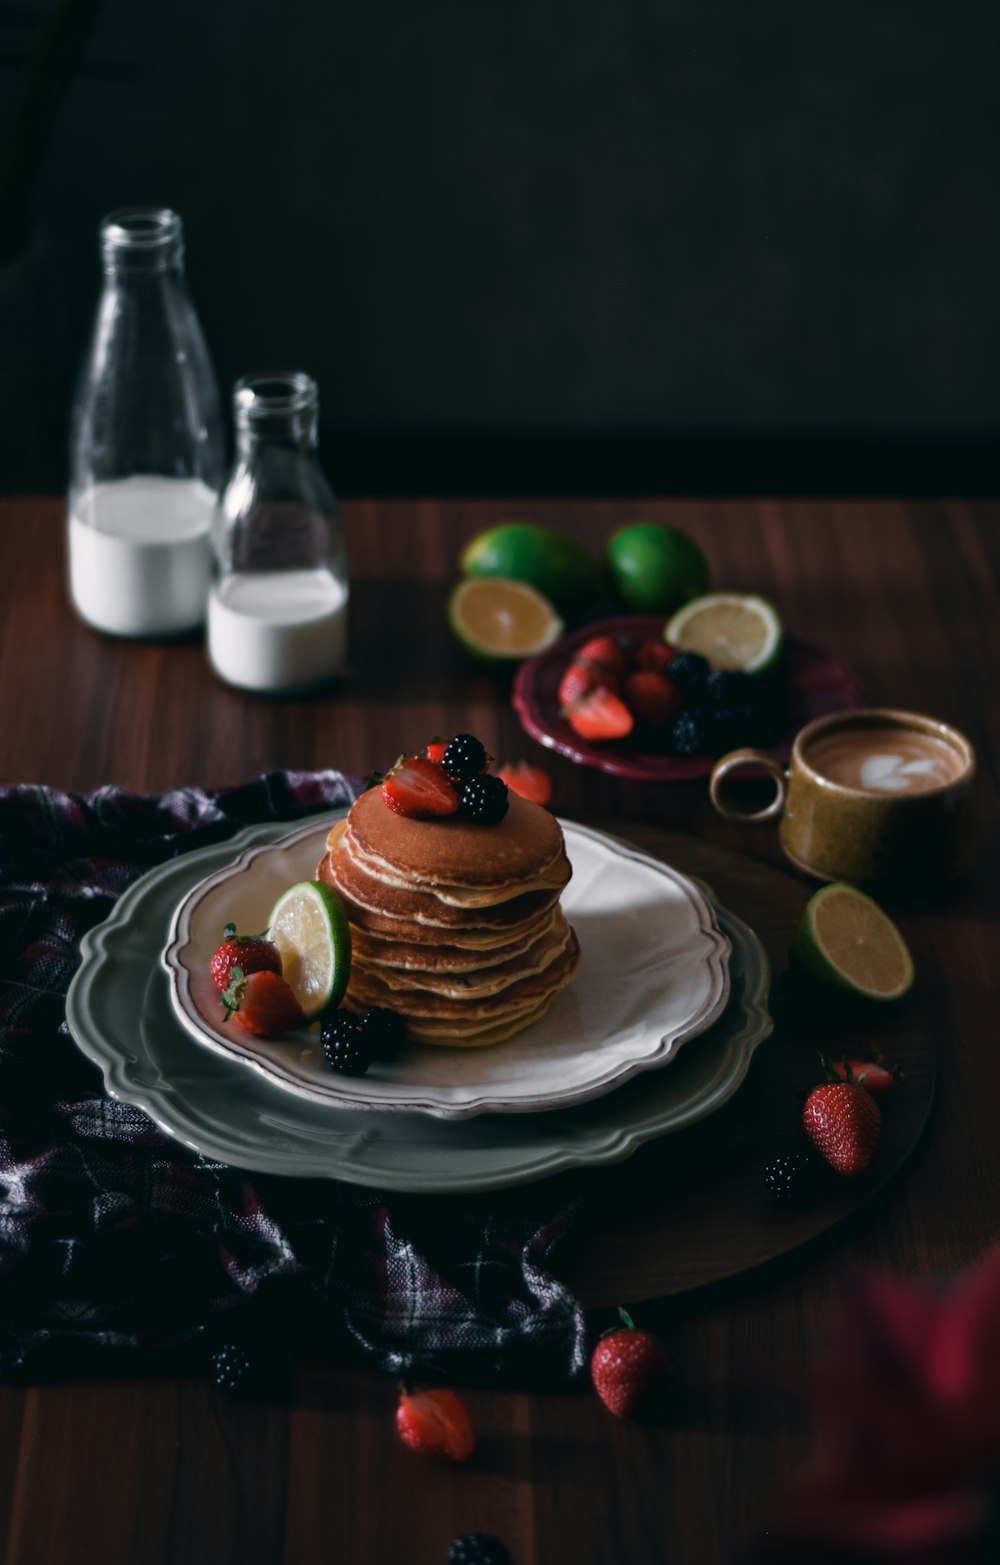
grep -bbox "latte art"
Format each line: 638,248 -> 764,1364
807,725 -> 965,796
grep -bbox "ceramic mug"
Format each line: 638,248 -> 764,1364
709,707 -> 978,889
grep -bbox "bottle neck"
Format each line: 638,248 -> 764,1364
100,206 -> 185,276
234,372 -> 320,452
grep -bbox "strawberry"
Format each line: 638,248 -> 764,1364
623,670 -> 683,726
558,658 -> 601,710
590,1309 -> 671,1418
577,635 -> 627,678
382,757 -> 461,818
221,969 -> 305,1037
633,640 -> 677,675
395,1386 -> 475,1462
209,923 -> 282,993
425,737 -> 449,765
497,761 -> 552,806
821,1053 -> 901,1102
803,1082 -> 882,1176
567,686 -> 634,742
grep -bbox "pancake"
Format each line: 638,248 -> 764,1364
349,907 -> 562,973
319,847 -> 562,936
345,929 -> 580,1021
351,911 -> 575,998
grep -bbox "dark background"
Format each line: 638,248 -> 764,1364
1,0 -> 998,495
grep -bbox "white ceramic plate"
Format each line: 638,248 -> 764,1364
65,821 -> 772,1192
162,816 -> 731,1119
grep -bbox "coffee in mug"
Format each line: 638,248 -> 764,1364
709,708 -> 977,892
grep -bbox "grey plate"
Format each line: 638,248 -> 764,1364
65,820 -> 773,1193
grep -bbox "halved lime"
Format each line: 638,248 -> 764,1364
267,880 -> 352,1020
790,883 -> 914,1001
460,522 -> 603,615
448,577 -> 564,661
665,592 -> 783,672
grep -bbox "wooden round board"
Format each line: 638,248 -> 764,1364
544,824 -> 936,1310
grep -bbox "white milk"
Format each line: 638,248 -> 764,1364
68,476 -> 216,636
207,568 -> 348,692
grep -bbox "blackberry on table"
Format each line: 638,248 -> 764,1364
358,1005 -> 406,1060
763,1151 -> 822,1210
442,733 -> 489,781
666,651 -> 710,692
321,1009 -> 373,1075
461,774 -> 509,825
448,1536 -> 514,1565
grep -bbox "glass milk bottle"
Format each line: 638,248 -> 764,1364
67,207 -> 224,636
207,373 -> 349,692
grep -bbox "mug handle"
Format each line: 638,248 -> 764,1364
709,749 -> 787,823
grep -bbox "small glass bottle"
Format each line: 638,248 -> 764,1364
67,207 -> 224,637
207,372 -> 349,692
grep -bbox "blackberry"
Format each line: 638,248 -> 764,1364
211,1342 -> 257,1396
442,733 -> 489,781
667,651 -> 710,692
358,1005 -> 406,1061
448,1536 -> 514,1565
321,1008 -> 373,1075
461,774 -> 509,825
705,669 -> 751,706
763,1151 -> 822,1210
670,711 -> 711,757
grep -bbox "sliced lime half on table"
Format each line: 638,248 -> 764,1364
665,592 -> 783,673
790,883 -> 914,1001
267,880 -> 352,1020
448,576 -> 564,660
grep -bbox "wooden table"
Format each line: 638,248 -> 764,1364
0,497 -> 997,1565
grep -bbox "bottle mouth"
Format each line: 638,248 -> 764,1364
234,372 -> 319,427
100,207 -> 183,270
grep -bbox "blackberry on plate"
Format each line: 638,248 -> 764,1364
442,733 -> 489,781
666,651 -> 710,692
461,774 -> 509,825
358,1005 -> 406,1061
763,1151 -> 822,1209
448,1535 -> 514,1565
321,1009 -> 373,1075
705,669 -> 750,705
670,711 -> 711,757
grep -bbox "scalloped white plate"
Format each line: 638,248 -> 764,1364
65,820 -> 772,1192
161,817 -> 731,1119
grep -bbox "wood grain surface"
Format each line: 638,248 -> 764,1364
0,497 -> 998,1565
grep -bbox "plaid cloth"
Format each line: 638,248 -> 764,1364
0,774 -> 587,1383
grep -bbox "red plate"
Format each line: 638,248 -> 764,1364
511,615 -> 865,782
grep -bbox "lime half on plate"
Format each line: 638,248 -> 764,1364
267,880 -> 351,1020
666,592 -> 783,673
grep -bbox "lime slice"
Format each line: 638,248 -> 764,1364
267,880 -> 352,1020
605,522 -> 708,614
448,577 -> 564,661
790,883 -> 914,1001
665,592 -> 783,672
460,522 -> 603,615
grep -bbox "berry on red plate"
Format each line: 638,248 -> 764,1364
558,658 -> 601,710
497,761 -> 552,806
624,670 -> 683,726
803,1081 -> 882,1177
382,757 -> 462,818
209,923 -> 282,994
221,969 -> 305,1037
634,640 -> 677,675
590,1309 -> 671,1418
567,686 -> 634,742
577,635 -> 627,677
395,1385 -> 475,1462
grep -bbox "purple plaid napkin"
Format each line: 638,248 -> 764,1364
0,774 -> 587,1383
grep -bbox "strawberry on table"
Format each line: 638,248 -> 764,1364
221,969 -> 305,1037
497,761 -> 552,806
590,1308 -> 671,1418
382,756 -> 462,819
624,670 -> 683,726
803,1081 -> 882,1177
209,923 -> 282,993
395,1386 -> 475,1462
567,687 -> 634,742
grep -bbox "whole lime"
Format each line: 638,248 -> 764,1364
605,522 -> 709,614
460,522 -> 604,616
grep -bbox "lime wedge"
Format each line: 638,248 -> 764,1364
790,883 -> 914,1001
665,592 -> 783,672
448,577 -> 564,661
267,880 -> 352,1020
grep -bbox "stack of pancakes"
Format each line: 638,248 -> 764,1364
316,787 -> 580,1046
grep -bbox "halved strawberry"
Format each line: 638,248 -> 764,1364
624,671 -> 683,726
634,640 -> 677,675
395,1386 -> 475,1462
559,658 -> 601,710
567,686 -> 634,742
222,969 -> 305,1037
424,737 -> 449,765
498,761 -> 552,806
577,635 -> 627,677
822,1053 -> 901,1102
382,757 -> 461,818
